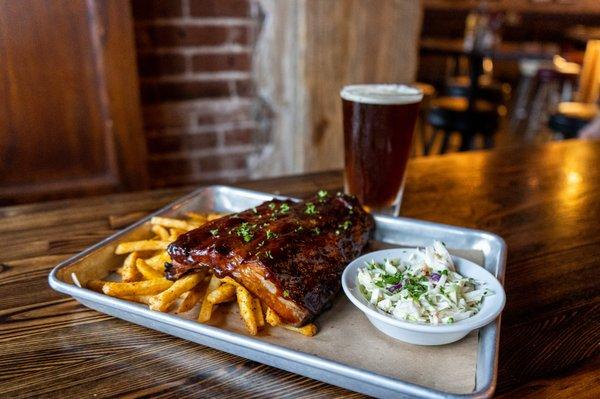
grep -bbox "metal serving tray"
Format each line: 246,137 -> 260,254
49,185 -> 506,399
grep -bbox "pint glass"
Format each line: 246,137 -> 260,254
341,84 -> 423,215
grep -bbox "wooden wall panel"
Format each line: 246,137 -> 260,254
0,0 -> 147,204
255,0 -> 422,175
303,0 -> 422,171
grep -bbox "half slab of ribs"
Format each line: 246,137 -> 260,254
166,192 -> 375,326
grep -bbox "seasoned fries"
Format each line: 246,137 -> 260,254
253,298 -> 265,328
150,216 -> 198,231
236,285 -> 258,335
199,275 -> 222,322
115,240 -> 169,255
266,306 -> 281,326
85,211 -> 317,337
151,225 -> 170,241
103,279 -> 173,297
176,284 -> 204,313
121,252 -> 140,282
145,252 -> 170,271
136,258 -> 163,280
149,271 -> 205,312
282,323 -> 318,337
206,283 -> 236,304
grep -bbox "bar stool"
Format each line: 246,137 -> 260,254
445,75 -> 509,105
426,97 -> 499,153
548,41 -> 600,139
549,102 -> 599,139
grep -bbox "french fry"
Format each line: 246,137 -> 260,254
207,213 -> 224,221
151,216 -> 199,231
185,212 -> 207,223
86,279 -> 106,293
145,252 -> 170,271
121,252 -> 140,282
220,276 -> 241,288
253,298 -> 265,328
168,228 -> 187,240
151,225 -> 170,241
266,306 -> 281,326
136,258 -> 163,280
115,240 -> 169,255
103,279 -> 173,297
149,271 -> 205,312
198,275 -> 222,322
282,323 -> 318,337
236,285 -> 258,335
206,283 -> 236,304
176,283 -> 204,313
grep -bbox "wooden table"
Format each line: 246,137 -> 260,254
420,37 -> 559,61
1,140 -> 599,398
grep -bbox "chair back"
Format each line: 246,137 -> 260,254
576,40 -> 600,104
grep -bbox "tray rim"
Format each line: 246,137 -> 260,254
48,184 -> 506,399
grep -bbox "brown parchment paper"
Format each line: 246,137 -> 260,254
182,248 -> 483,394
65,246 -> 483,394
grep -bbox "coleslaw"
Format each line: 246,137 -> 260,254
357,241 -> 492,325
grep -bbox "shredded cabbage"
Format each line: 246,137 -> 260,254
357,241 -> 492,325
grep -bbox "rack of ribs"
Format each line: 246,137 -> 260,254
166,191 -> 375,326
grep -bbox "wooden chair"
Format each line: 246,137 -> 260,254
426,97 -> 499,153
549,41 -> 600,138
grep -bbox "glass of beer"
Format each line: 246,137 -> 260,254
341,84 -> 423,216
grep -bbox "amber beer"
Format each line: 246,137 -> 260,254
341,84 -> 423,215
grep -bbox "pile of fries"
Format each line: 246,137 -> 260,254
86,213 -> 317,337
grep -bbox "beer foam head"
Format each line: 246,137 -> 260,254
340,84 -> 423,105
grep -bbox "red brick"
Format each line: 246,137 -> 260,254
234,79 -> 254,96
142,105 -> 195,129
223,128 -> 254,146
135,25 -> 251,49
198,153 -> 248,172
196,103 -> 253,125
223,153 -> 250,170
148,158 -> 196,178
141,80 -> 250,103
190,0 -> 252,17
147,132 -> 219,154
192,53 -> 251,72
137,53 -> 187,77
131,0 -> 184,20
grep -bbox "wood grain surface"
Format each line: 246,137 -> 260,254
1,139 -> 599,398
0,0 -> 147,205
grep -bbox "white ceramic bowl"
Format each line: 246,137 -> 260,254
342,248 -> 506,345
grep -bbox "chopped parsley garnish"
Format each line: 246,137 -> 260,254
210,229 -> 219,237
279,203 -> 290,213
283,290 -> 290,298
312,227 -> 321,235
339,220 -> 352,231
266,229 -> 278,239
294,226 -> 304,232
305,202 -> 317,215
268,203 -> 276,210
236,222 -> 254,243
317,190 -> 328,202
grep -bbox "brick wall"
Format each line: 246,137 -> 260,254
131,0 -> 270,188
